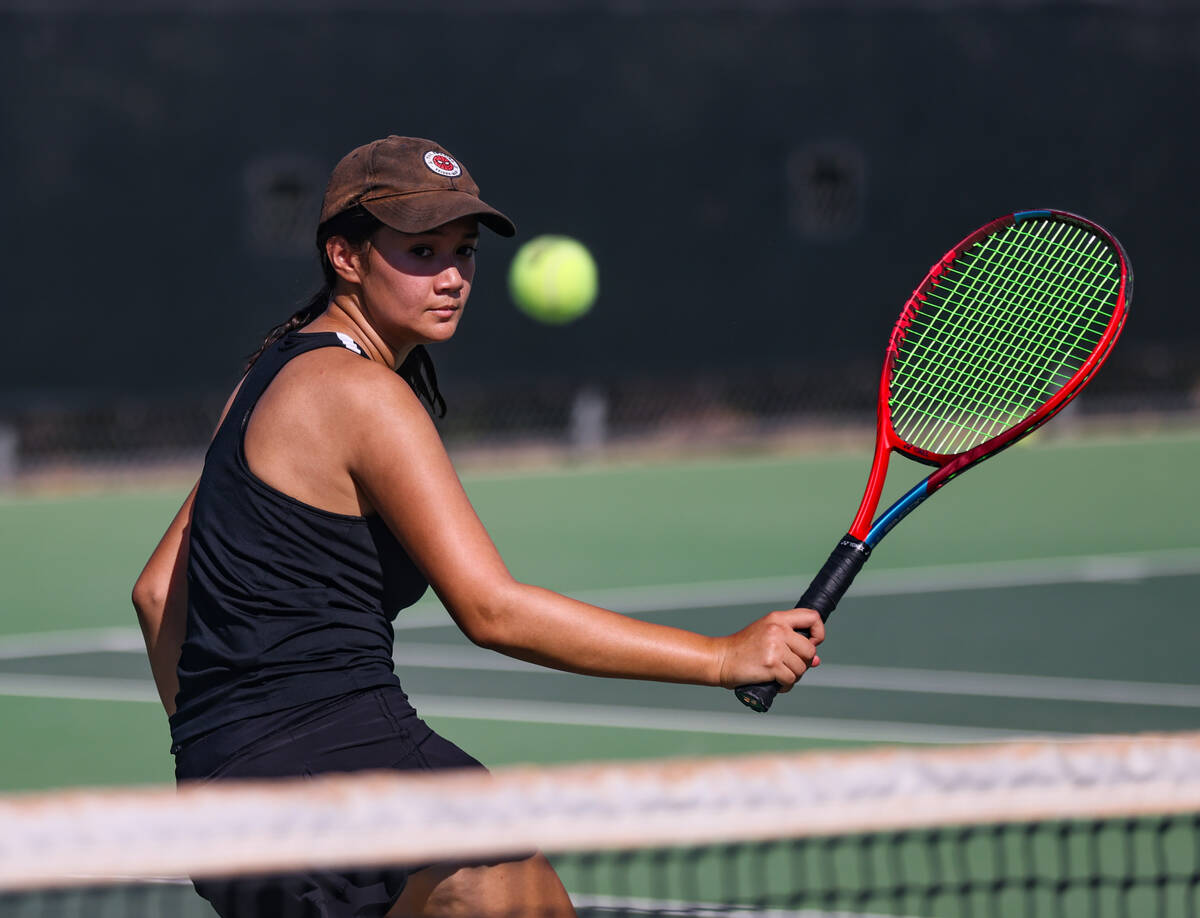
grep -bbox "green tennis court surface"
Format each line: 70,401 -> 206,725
1,429 -> 1197,793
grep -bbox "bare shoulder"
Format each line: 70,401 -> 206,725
244,344 -> 437,515
279,346 -> 446,463
268,345 -> 425,427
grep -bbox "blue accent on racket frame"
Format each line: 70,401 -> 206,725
866,479 -> 932,547
1014,210 -> 1052,222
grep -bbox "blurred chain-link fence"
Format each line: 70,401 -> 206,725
2,342 -> 1194,485
2,3 -> 1197,484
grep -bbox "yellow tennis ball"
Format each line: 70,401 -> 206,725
508,235 -> 598,324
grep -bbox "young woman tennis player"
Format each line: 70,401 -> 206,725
132,135 -> 824,918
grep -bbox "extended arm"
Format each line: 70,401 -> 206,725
345,370 -> 822,692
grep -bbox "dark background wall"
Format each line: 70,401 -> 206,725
1,2 -> 1195,407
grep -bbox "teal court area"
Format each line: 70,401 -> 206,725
1,430 -> 1197,791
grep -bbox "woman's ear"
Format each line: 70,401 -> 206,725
325,235 -> 368,286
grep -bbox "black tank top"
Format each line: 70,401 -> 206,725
169,331 -> 429,745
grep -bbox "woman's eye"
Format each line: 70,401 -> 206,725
410,245 -> 434,257
458,245 -> 478,258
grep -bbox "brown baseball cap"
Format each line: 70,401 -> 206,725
319,136 -> 516,237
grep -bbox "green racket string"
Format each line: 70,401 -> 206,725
889,218 -> 1120,455
896,224 -> 1099,450
894,220 -> 1116,451
896,223 -> 1106,449
933,225 -> 1109,433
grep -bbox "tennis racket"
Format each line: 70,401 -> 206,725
735,209 -> 1132,713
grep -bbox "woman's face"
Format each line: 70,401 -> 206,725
356,215 -> 479,352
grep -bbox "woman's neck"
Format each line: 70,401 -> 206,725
306,297 -> 413,370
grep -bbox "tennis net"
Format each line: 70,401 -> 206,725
1,732 -> 1198,917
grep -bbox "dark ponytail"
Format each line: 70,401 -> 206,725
246,206 -> 447,418
244,289 -> 329,372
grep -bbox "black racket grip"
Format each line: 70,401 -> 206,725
734,535 -> 871,713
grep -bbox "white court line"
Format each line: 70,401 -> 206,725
393,546 -> 1200,629
0,674 -> 157,703
0,673 -> 1055,744
0,548 -> 1195,717
11,546 -> 1189,648
0,544 -> 1195,710
572,895 -> 898,918
571,547 -> 1200,613
4,640 -> 1195,713
386,644 -> 1200,709
0,627 -> 146,659
804,664 -> 1200,708
401,697 -> 1063,745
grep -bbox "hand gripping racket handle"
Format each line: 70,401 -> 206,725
734,535 -> 871,713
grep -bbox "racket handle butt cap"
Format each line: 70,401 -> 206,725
734,682 -> 777,713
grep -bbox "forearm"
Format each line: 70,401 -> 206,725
356,416 -> 817,691
457,582 -> 724,686
133,485 -> 197,716
134,591 -> 186,715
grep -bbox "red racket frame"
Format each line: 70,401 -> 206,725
847,210 -> 1132,544
735,209 -> 1132,713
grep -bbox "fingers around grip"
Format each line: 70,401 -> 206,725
762,610 -> 821,682
729,609 -> 821,713
787,607 -> 825,646
733,609 -> 822,713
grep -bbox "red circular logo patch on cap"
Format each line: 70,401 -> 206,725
424,151 -> 462,177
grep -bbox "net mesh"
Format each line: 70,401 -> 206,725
889,217 -> 1123,456
1,733 -> 1198,917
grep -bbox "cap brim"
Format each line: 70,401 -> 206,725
363,191 -> 516,238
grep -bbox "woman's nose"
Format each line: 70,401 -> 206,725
435,264 -> 464,293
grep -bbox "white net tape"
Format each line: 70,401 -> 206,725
2,732 -> 1199,891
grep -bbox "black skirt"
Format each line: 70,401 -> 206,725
173,685 -> 485,918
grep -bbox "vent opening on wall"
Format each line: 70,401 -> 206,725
244,154 -> 324,256
787,141 -> 866,241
